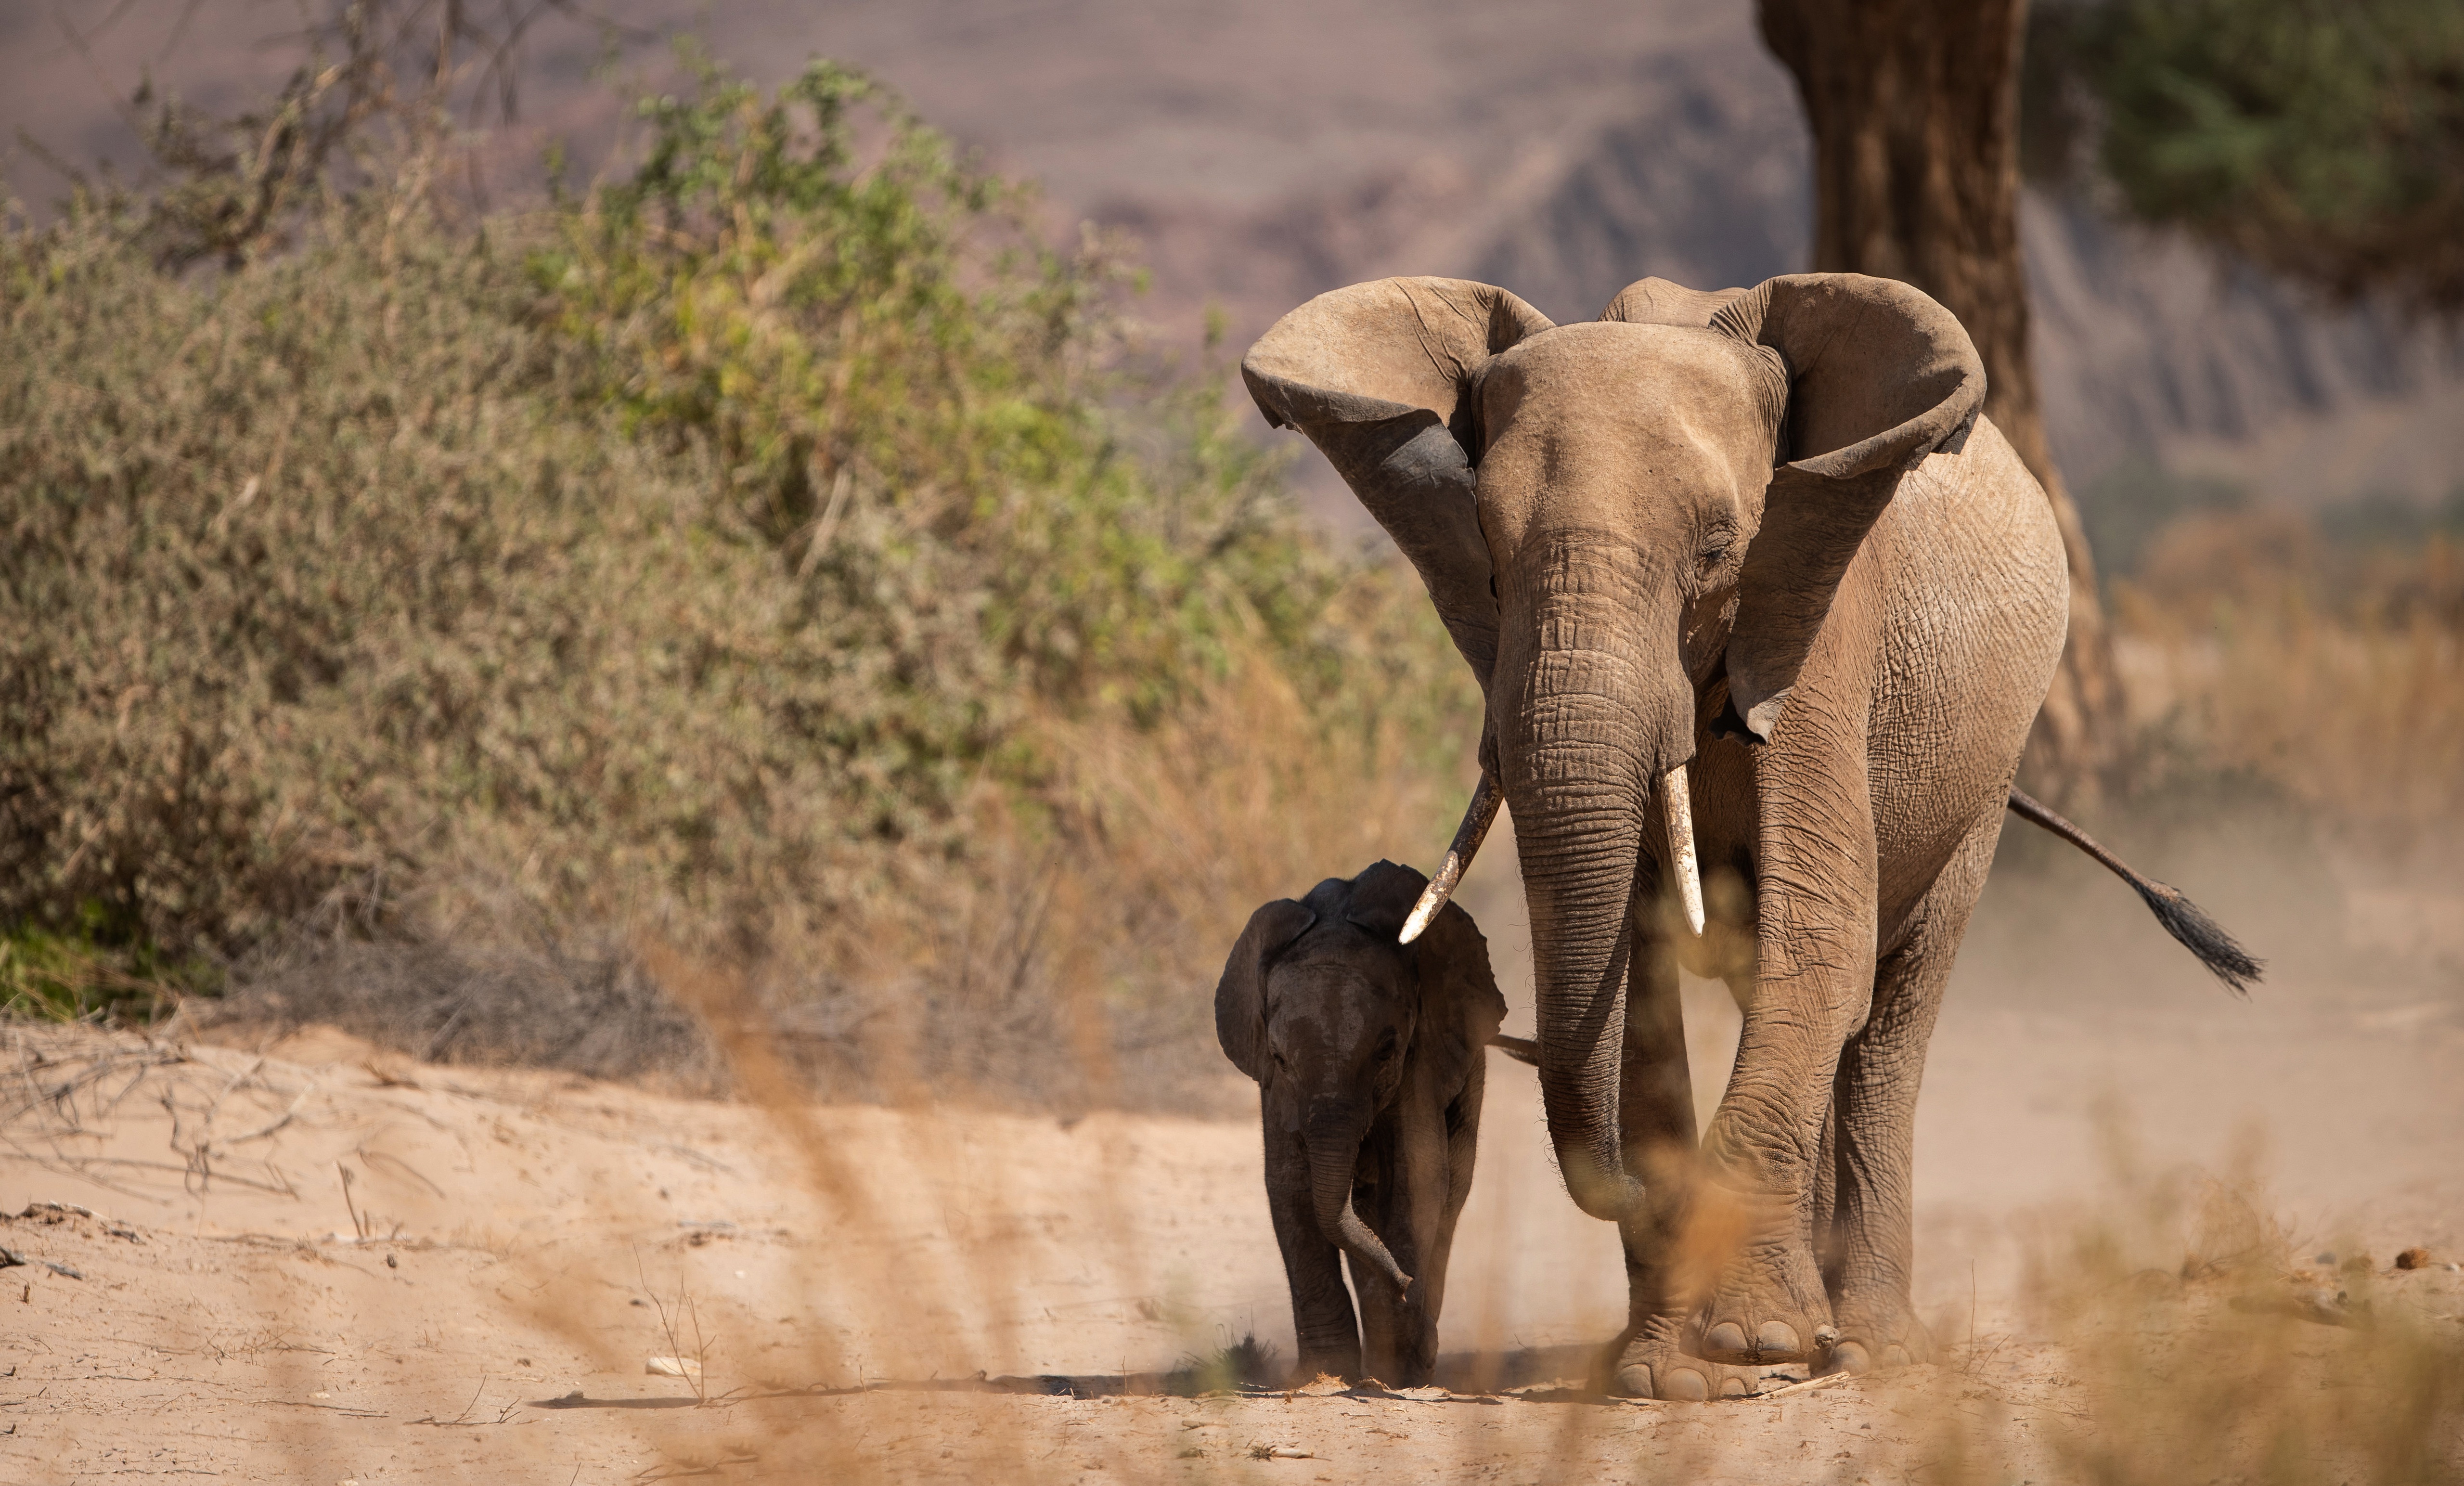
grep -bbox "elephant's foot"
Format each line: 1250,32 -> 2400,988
1688,1206 -> 1835,1366
1289,1349 -> 1360,1386
1819,1290 -> 1936,1376
1600,1323 -> 1767,1401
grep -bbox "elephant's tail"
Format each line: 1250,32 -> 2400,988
2005,786 -> 2263,995
1488,1034 -> 1540,1067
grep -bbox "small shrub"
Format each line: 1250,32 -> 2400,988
0,52 -> 1483,1100
0,902 -> 216,1023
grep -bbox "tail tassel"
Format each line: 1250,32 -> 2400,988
2006,786 -> 2263,996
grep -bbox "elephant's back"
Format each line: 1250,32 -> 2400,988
1858,415 -> 2069,867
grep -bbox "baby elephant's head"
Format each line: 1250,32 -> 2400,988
1215,860 -> 1504,1297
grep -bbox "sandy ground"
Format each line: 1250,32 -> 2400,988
3,838 -> 2461,1484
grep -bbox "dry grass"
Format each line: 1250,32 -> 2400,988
184,592 -> 1478,1112
2113,516 -> 2464,853
697,620 -> 1478,1114
1909,1125 -> 2464,1486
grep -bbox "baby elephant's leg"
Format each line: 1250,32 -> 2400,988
1264,1123 -> 1362,1382
1351,1109 -> 1440,1386
1360,1128 -> 1419,1380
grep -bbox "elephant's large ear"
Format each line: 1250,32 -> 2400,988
1215,898 -> 1316,1081
1709,274 -> 1986,741
1243,279 -> 1554,688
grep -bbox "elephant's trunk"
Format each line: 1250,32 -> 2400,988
1306,1108 -> 1411,1298
1515,776 -> 1652,1222
1497,575 -> 1693,1225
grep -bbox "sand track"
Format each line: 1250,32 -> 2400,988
4,913 -> 2458,1486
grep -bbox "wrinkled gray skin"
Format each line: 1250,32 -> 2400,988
1217,860 -> 1507,1386
1244,274 -> 2069,1399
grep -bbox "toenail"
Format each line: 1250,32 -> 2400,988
1613,1365 -> 1653,1398
1883,1344 -> 1913,1368
1830,1340 -> 1873,1375
1661,1367 -> 1710,1402
1754,1320 -> 1802,1355
1701,1321 -> 1751,1357
1718,1376 -> 1750,1398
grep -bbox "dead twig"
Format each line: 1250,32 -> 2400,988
353,1143 -> 444,1197
635,1248 -> 713,1404
337,1161 -> 368,1241
411,1376 -> 490,1426
219,1083 -> 316,1145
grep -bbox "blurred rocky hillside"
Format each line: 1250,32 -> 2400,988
7,0 -> 2458,514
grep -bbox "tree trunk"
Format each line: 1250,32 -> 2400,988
1757,0 -> 2123,802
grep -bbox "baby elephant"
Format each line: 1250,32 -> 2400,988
1215,860 -> 1505,1386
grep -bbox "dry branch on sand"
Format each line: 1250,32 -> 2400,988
2,1023 -> 321,1203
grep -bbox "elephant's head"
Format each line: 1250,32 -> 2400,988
1215,861 -> 1505,1304
1243,274 -> 1983,1220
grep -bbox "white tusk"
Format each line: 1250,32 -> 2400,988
1664,763 -> 1705,937
1401,769 -> 1503,944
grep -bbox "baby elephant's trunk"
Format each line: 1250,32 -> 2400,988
1306,1111 -> 1411,1298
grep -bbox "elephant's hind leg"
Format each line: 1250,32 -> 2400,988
1819,815 -> 2001,1375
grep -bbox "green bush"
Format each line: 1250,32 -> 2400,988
0,57 -> 1466,1017
0,902 -> 218,1022
2034,0 -> 2464,310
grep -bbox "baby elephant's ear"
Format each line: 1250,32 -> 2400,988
1340,859 -> 1429,940
1416,901 -> 1507,1085
1242,278 -> 1553,691
1215,899 -> 1316,1081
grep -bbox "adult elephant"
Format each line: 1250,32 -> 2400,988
1246,273 -> 2072,1399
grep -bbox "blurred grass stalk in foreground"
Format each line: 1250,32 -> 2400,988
489,996 -> 2464,1481
1973,1123 -> 2464,1486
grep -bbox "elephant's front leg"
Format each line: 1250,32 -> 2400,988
1689,755 -> 1877,1366
1354,1095 -> 1451,1386
1346,1124 -> 1416,1385
1606,912 -> 1771,1401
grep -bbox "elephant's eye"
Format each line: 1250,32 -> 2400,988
1375,1028 -> 1401,1063
1698,544 -> 1729,573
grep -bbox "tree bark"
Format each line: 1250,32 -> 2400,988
1757,0 -> 2123,802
